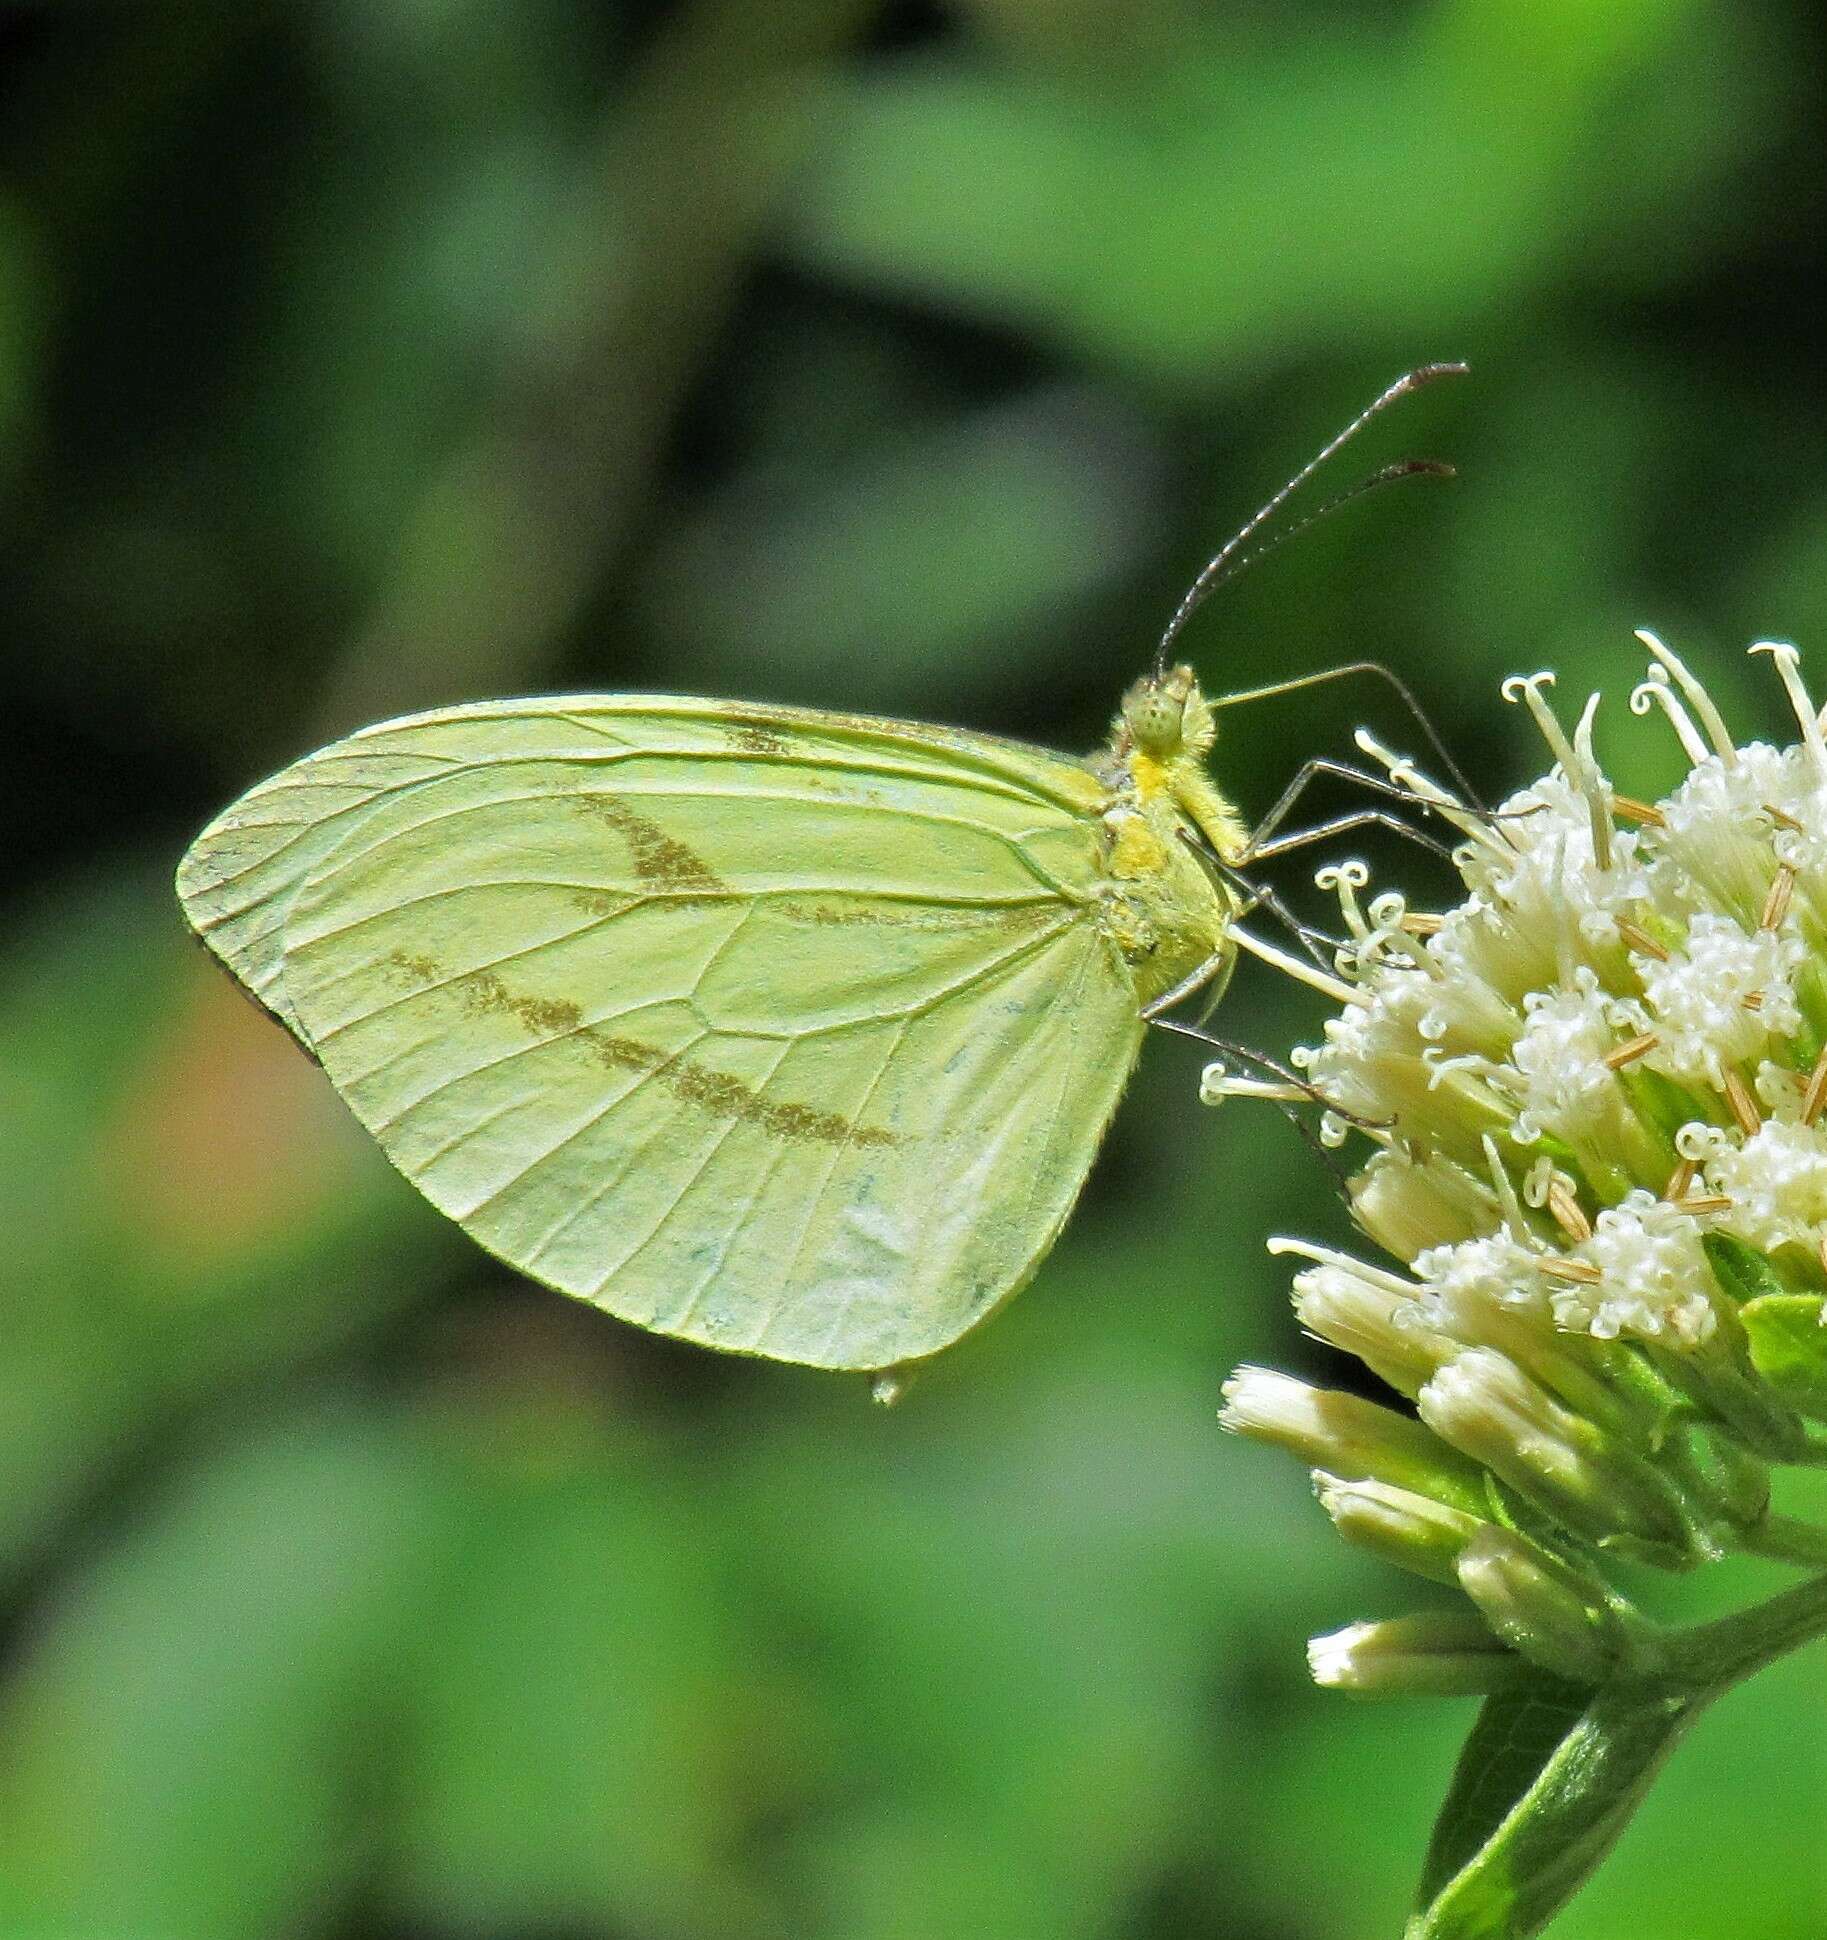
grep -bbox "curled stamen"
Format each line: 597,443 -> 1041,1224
1346,735 -> 1466,814
1674,1122 -> 1727,1163
1231,925 -> 1363,1006
1351,730 -> 1501,853
1517,1156 -> 1593,1243
1629,667 -> 1711,767
1361,890 -> 1432,973
1368,891 -> 1408,929
1502,673 -> 1584,782
1203,1069 -> 1313,1106
1170,1020 -> 1389,1128
1266,1235 -> 1419,1297
1635,628 -> 1738,764
1751,641 -> 1827,779
1424,1049 -> 1491,1092
1316,860 -> 1373,942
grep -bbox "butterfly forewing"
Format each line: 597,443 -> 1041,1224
179,698 -> 1145,1369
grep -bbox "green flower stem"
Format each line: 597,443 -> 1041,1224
1663,1566 -> 1827,1691
1410,1571 -> 1827,1939
1736,1513 -> 1827,1570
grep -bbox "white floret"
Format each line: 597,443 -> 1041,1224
1648,742 -> 1822,923
1564,1191 -> 1717,1345
1414,1232 -> 1551,1331
1463,772 -> 1652,954
1633,913 -> 1804,1089
1508,968 -> 1624,1144
1703,1116 -> 1827,1254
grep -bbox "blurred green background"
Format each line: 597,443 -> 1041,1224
4,3 -> 1826,1935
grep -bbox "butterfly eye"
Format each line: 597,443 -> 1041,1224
1124,676 -> 1188,756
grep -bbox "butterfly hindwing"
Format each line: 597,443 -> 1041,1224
179,698 -> 1145,1369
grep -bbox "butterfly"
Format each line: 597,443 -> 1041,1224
177,366 -> 1464,1389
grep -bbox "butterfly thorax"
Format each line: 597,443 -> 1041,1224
1086,664 -> 1245,1005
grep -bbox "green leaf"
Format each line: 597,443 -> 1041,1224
1702,1233 -> 1800,1307
1409,1671 -> 1700,1940
1740,1293 -> 1827,1418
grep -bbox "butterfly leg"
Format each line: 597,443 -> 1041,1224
1140,836 -> 1346,1026
1241,756 -> 1463,866
1174,827 -> 1346,973
1152,1015 -> 1389,1142
1210,855 -> 1347,970
1139,948 -> 1233,1023
1247,799 -> 1459,866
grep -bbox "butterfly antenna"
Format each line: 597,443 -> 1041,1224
1205,460 -> 1455,592
1152,362 -> 1468,681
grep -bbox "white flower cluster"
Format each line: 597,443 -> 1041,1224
1282,636 -> 1827,1350
1215,635 -> 1827,1692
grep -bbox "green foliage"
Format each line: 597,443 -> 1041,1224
1741,1294 -> 1827,1418
1410,1675 -> 1694,1939
1408,1563 -> 1827,1936
6,3 -> 1827,1936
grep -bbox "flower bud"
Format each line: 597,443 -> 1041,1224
1313,1473 -> 1484,1585
1414,1232 -> 1678,1444
1416,1349 -> 1694,1558
1645,1312 -> 1811,1466
1307,1610 -> 1517,1697
1454,1527 -> 1637,1684
1220,1367 -> 1487,1514
1351,1147 -> 1501,1259
1290,1263 -> 1456,1399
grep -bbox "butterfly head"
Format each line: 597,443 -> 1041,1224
1121,663 -> 1215,764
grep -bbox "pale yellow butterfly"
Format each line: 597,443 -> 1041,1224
177,367 -> 1463,1385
